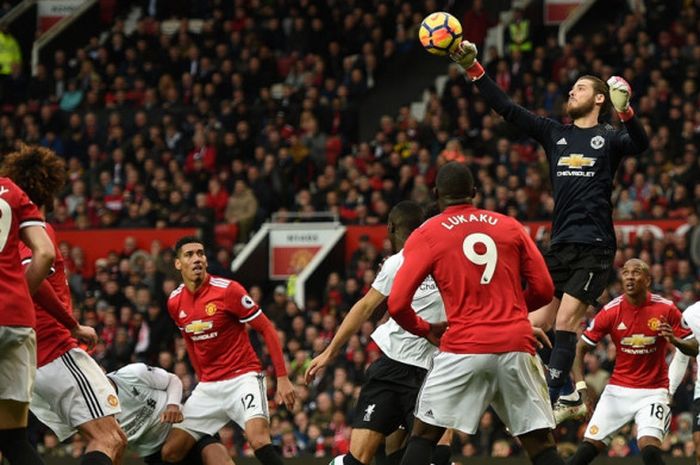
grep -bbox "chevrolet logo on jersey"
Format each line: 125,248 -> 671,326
184,320 -> 213,334
620,334 -> 656,348
557,154 -> 596,169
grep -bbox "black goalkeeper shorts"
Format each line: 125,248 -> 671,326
543,243 -> 614,306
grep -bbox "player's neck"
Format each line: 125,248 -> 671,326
573,113 -> 599,128
184,274 -> 208,293
625,291 -> 647,307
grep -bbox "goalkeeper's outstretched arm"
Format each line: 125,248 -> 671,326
450,41 -> 558,143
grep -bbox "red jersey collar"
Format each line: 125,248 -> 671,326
622,291 -> 651,309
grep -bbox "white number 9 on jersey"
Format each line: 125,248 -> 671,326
0,198 -> 11,253
462,233 -> 498,284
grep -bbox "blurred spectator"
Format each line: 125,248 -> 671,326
462,0 -> 496,51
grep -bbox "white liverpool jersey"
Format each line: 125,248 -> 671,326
108,363 -> 174,457
371,250 -> 446,369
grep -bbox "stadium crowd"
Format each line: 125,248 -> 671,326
0,0 -> 696,460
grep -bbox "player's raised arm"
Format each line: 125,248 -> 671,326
305,288 -> 385,384
607,76 -> 649,155
517,224 -> 554,312
387,230 -> 434,339
450,41 -> 557,143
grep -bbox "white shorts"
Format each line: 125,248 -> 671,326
585,384 -> 670,444
0,326 -> 36,403
175,372 -> 268,440
415,351 -> 555,436
30,348 -> 121,441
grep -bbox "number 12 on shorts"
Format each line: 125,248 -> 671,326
241,393 -> 256,410
463,233 -> 498,284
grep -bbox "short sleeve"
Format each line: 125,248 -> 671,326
582,308 -> 613,345
371,253 -> 403,297
226,281 -> 261,323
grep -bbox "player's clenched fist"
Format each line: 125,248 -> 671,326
606,76 -> 632,112
160,404 -> 184,423
275,376 -> 297,410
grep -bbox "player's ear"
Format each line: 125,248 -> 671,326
174,258 -> 182,271
595,93 -> 605,105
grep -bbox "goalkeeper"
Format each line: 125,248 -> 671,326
450,41 -> 649,417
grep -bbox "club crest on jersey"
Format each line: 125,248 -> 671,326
590,135 -> 605,149
107,394 -> 119,408
647,318 -> 661,331
557,154 -> 596,169
185,320 -> 213,334
205,302 -> 217,316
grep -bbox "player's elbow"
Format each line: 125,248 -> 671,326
33,244 -> 55,269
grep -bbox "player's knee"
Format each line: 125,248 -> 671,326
105,430 -> 127,457
85,423 -> 127,459
115,427 -> 128,451
161,440 -> 187,463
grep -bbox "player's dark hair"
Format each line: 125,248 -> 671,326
579,75 -> 611,116
174,235 -> 204,257
388,200 -> 424,237
0,143 -> 66,211
435,162 -> 474,203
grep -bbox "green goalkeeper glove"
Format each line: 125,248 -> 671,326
450,40 -> 484,80
607,76 -> 634,121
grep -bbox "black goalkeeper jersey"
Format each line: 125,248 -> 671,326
475,75 -> 649,249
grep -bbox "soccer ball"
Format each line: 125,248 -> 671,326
419,11 -> 463,56
328,455 -> 345,465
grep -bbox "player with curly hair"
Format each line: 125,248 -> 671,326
1,144 -> 128,465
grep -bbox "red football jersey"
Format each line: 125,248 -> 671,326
0,177 -> 45,328
388,204 -> 554,355
582,292 -> 691,389
19,224 -> 77,367
167,274 -> 262,382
